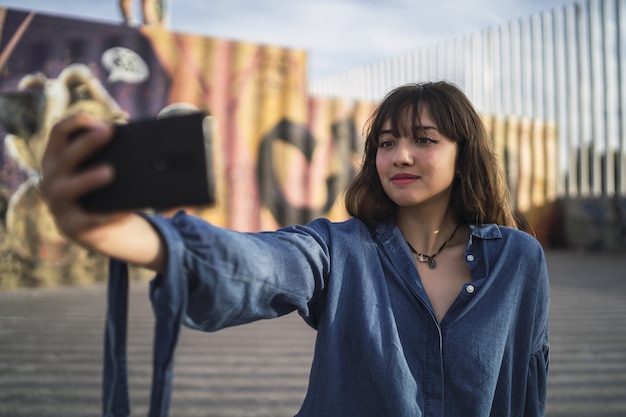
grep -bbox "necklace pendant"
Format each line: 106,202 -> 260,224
406,223 -> 459,270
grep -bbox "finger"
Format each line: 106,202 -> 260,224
42,115 -> 113,180
60,123 -> 113,173
42,163 -> 114,206
44,112 -> 100,158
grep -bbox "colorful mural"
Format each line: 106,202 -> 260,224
0,8 -> 375,287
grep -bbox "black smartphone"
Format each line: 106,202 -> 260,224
79,112 -> 216,212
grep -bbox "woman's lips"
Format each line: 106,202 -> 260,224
391,173 -> 419,185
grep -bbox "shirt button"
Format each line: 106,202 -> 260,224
466,285 -> 475,294
466,254 -> 475,262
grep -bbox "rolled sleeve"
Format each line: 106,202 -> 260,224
148,210 -> 329,332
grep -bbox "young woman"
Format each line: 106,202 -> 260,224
41,81 -> 549,416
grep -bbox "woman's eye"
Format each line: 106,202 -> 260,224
378,140 -> 394,149
415,137 -> 436,144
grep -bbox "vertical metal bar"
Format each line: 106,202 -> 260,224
540,10 -> 558,203
542,11 -> 557,123
590,0 -> 607,195
395,54 -> 403,87
419,45 -> 428,84
436,41 -> 443,82
509,20 -> 523,117
498,23 -> 513,193
500,23 -> 513,117
491,26 -> 503,118
411,48 -> 419,84
384,59 -> 393,92
444,38 -> 454,83
482,28 -> 494,115
565,3 -> 582,197
474,31 -> 485,111
460,34 -> 470,98
577,0 -> 593,197
401,50 -> 408,86
429,43 -> 437,82
370,65 -> 377,101
531,13 -> 547,207
516,17 -> 534,212
489,24 -> 507,188
617,0 -> 626,195
532,13 -> 545,121
520,18 -> 534,119
370,63 -> 378,101
603,0 -> 620,197
553,6 -> 570,197
454,36 -> 465,88
508,20 -> 523,209
405,50 -> 414,85
416,47 -> 424,83
363,65 -> 371,101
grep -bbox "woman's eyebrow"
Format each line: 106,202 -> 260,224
379,125 -> 438,135
415,125 -> 438,133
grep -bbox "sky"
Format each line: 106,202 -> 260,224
0,0 -> 578,80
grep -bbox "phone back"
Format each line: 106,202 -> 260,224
80,112 -> 216,212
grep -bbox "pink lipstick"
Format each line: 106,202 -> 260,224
391,173 -> 418,185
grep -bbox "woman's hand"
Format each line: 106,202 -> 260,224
40,112 -> 166,272
40,112 -> 118,245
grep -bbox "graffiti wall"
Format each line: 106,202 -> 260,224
0,8 -> 375,287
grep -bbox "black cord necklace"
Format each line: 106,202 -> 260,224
406,223 -> 460,269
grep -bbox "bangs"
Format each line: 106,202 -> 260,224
373,88 -> 430,141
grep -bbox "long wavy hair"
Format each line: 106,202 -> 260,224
344,81 -> 520,229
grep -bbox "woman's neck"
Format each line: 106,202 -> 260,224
396,206 -> 459,256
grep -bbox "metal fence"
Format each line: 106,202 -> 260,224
309,0 -> 626,201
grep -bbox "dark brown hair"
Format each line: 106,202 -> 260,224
344,81 -> 519,228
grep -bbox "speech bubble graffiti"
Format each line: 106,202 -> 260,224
102,47 -> 149,83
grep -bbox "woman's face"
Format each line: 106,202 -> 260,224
375,107 -> 458,211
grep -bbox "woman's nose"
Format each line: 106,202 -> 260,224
392,141 -> 413,166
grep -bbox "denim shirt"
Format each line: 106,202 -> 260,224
103,211 -> 550,417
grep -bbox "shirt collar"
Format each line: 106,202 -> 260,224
468,223 -> 502,239
373,220 -> 503,245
